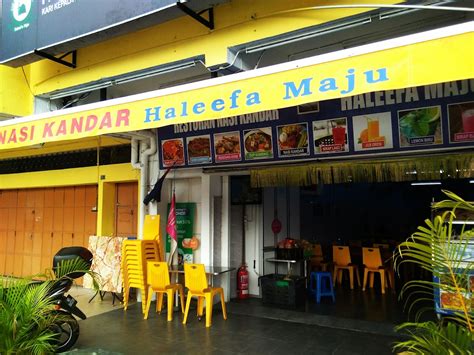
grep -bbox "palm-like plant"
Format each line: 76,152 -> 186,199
393,190 -> 474,354
0,257 -> 99,354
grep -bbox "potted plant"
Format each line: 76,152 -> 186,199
393,190 -> 473,354
0,257 -> 99,354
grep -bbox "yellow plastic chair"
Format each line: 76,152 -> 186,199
144,261 -> 184,321
361,247 -> 393,294
121,240 -> 161,313
143,215 -> 160,240
310,244 -> 328,272
332,246 -> 360,289
182,264 -> 227,328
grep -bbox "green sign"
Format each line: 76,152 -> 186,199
165,202 -> 195,264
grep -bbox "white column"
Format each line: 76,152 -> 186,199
200,175 -> 213,266
221,176 -> 231,301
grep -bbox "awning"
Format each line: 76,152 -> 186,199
250,152 -> 474,187
1,21 -> 473,151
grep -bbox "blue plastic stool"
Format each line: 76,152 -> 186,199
309,271 -> 336,303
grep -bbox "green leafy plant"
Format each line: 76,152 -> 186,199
399,107 -> 440,138
393,190 -> 474,354
0,258 -> 99,354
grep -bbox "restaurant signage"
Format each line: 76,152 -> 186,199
165,203 -> 195,264
0,0 -> 179,66
0,26 -> 472,150
157,80 -> 474,168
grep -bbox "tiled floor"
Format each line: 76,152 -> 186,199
69,285 -> 130,318
68,287 -> 404,354
70,302 -> 400,354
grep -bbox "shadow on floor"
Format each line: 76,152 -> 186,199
71,303 -> 401,355
228,284 -> 436,337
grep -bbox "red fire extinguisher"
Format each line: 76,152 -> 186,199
237,263 -> 249,299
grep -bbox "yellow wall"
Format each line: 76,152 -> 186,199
26,0 -> 399,96
0,163 -> 137,189
0,136 -> 129,159
0,163 -> 139,236
0,66 -> 34,117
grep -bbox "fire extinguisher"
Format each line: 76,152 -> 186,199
237,263 -> 249,299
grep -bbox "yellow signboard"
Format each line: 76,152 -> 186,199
1,30 -> 473,150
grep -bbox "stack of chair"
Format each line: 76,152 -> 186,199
121,239 -> 161,314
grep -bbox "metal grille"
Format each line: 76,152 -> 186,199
0,145 -> 131,174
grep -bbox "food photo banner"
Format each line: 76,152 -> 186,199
0,28 -> 473,150
157,79 -> 474,169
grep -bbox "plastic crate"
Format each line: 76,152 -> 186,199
276,248 -> 303,260
259,274 -> 305,308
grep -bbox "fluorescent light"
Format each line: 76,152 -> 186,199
49,81 -> 113,100
411,182 -> 442,186
245,17 -> 372,54
379,8 -> 419,20
114,61 -> 197,85
470,180 -> 474,184
379,1 -> 454,20
48,61 -> 198,100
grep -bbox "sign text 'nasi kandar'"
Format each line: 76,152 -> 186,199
0,109 -> 130,145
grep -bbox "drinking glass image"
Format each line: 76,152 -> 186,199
332,125 -> 346,145
367,117 -> 380,141
462,109 -> 474,133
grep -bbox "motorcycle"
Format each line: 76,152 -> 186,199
47,246 -> 94,353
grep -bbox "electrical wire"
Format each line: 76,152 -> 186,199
60,91 -> 91,109
21,66 -> 35,97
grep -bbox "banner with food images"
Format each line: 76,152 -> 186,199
157,79 -> 474,169
187,135 -> 212,165
447,100 -> 474,143
398,106 -> 443,147
277,123 -> 309,157
313,118 -> 348,154
244,127 -> 273,160
352,112 -> 394,151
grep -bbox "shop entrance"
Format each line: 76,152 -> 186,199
250,178 -> 474,324
0,186 -> 97,277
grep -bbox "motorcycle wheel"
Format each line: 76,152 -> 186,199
50,310 -> 80,353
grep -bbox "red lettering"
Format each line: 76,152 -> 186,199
57,120 -> 67,135
71,117 -> 83,134
99,112 -> 112,129
30,125 -> 35,140
43,122 -> 55,138
116,109 -> 130,127
85,115 -> 98,132
8,129 -> 17,143
19,126 -> 29,142
0,130 -> 6,144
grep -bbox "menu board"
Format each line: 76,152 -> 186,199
243,127 -> 273,160
158,79 -> 474,169
278,123 -> 310,156
352,112 -> 393,151
448,101 -> 474,143
313,118 -> 348,154
214,131 -> 241,163
187,135 -> 211,165
398,106 -> 443,147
